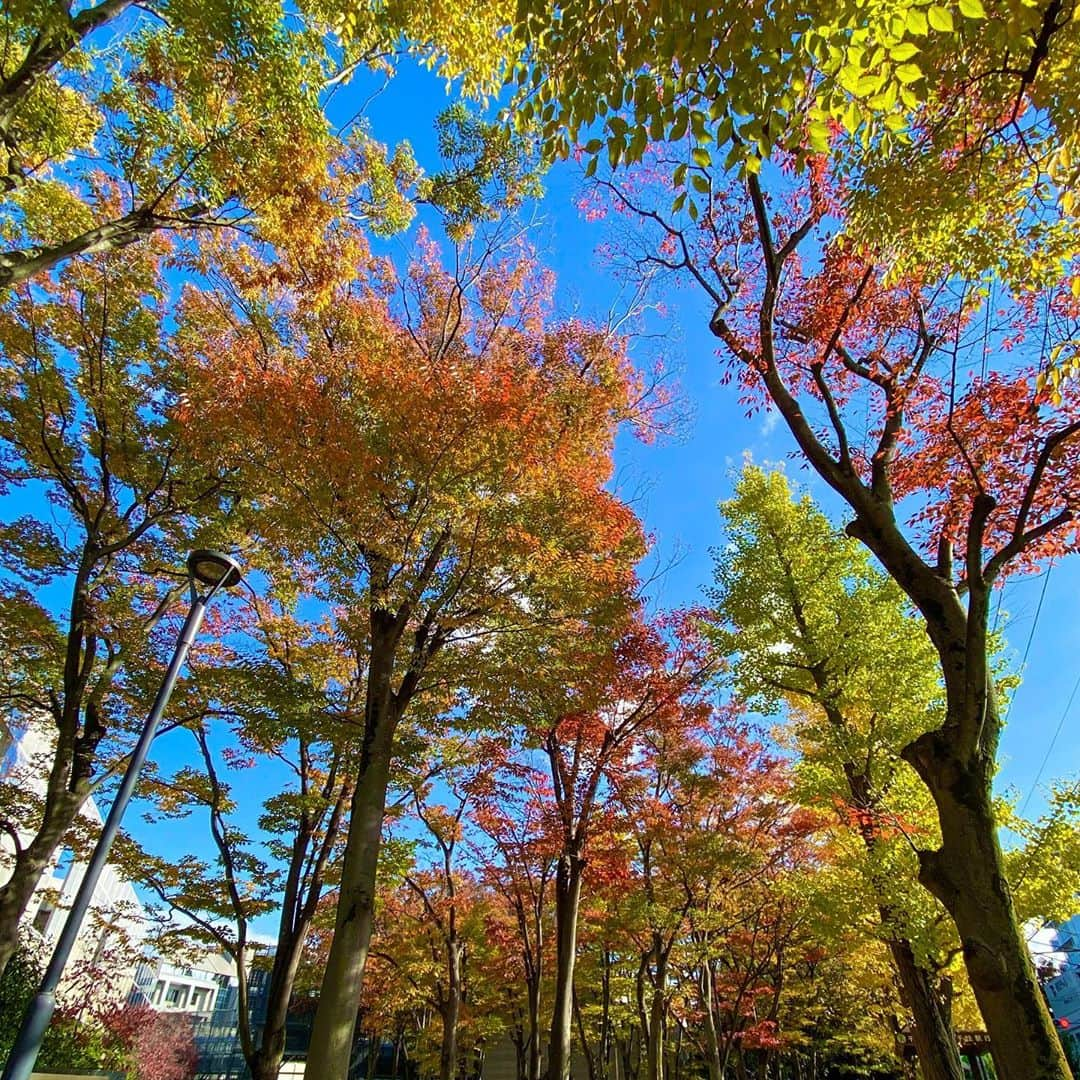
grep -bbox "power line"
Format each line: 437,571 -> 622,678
1002,563 -> 1054,730
1019,670 -> 1080,819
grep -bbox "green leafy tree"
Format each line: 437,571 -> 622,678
705,465 -> 963,1079
0,236 -> 231,980
133,589 -> 354,1080
0,0 -> 516,285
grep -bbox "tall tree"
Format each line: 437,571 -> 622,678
526,617 -> 710,1080
134,589 -> 353,1080
580,153 -> 1080,1076
707,464 -> 966,1080
177,226 -> 647,1080
474,765 -> 558,1080
0,0 -> 515,285
0,236 -> 229,979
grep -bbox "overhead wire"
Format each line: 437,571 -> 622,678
1019,671 -> 1080,819
1002,563 -> 1053,730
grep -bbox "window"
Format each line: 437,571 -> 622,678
32,905 -> 52,935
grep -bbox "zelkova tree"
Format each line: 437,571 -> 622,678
177,227 -> 647,1080
0,0 -> 518,286
473,766 -> 558,1080
583,157 -> 1080,1077
133,589 -> 354,1080
0,236 -> 229,980
525,617 -> 712,1080
509,0 -> 1080,298
707,465 -> 965,1080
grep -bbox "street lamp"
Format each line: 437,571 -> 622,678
1,550 -> 242,1080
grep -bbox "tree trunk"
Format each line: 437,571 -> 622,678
549,851 -> 585,1080
440,940 -> 463,1080
887,937 -> 962,1080
250,1055 -> 284,1080
645,950 -> 667,1080
305,740 -> 393,1078
527,973 -> 543,1080
0,789 -> 82,979
905,726 -> 1070,1080
839,757 -> 962,1080
699,961 -> 724,1080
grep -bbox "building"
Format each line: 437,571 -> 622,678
130,951 -> 238,1024
1,716 -> 147,1006
1031,915 -> 1080,1058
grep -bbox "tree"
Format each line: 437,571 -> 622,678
510,0 -> 1080,294
556,708 -> 831,1080
0,235 -> 230,980
0,0 -> 516,286
473,764 -> 558,1080
134,589 -> 354,1080
522,616 -> 711,1080
176,225 -> 647,1080
580,152 -> 1080,1077
365,743 -> 509,1080
707,464 -> 966,1079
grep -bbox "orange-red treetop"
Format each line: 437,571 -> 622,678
584,149 -> 1080,588
174,227 -> 654,680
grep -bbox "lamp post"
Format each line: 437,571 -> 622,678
1,550 -> 242,1080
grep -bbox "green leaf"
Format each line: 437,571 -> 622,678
958,0 -> 986,17
691,146 -> 712,168
927,5 -> 954,30
895,63 -> 925,85
889,42 -> 920,61
905,8 -> 929,34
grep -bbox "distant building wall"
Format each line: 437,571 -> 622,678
1,716 -> 147,1006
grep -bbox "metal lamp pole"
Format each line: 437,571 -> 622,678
1,550 -> 243,1080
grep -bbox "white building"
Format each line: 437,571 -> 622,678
1,716 -> 146,1006
131,951 -> 237,1024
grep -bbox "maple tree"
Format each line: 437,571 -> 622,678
473,765 -> 558,1080
543,707 -> 841,1080
131,585 -> 355,1080
0,234 -> 232,982
513,616 -> 712,1080
363,743 -> 510,1080
174,222 -> 647,1080
577,139 -> 1080,1077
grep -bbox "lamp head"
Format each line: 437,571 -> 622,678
186,550 -> 243,590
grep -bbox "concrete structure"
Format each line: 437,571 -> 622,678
1,717 -> 147,1006
130,951 -> 237,1024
